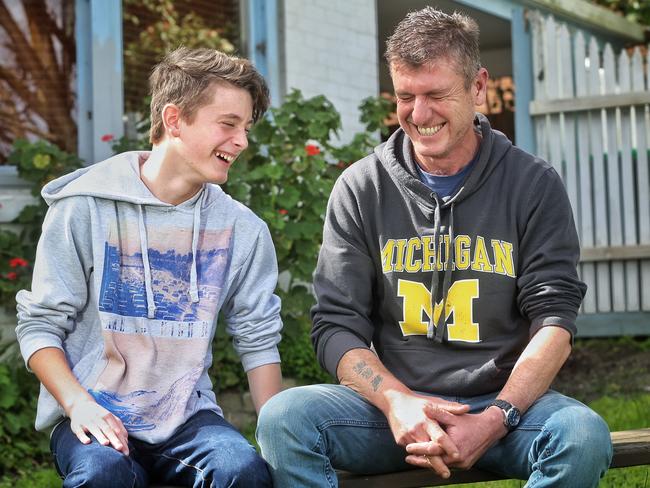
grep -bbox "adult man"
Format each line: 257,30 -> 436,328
257,7 -> 612,487
16,47 -> 282,487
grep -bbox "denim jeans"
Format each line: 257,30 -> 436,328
256,385 -> 612,488
51,410 -> 271,488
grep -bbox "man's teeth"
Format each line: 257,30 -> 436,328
417,123 -> 445,136
214,151 -> 235,163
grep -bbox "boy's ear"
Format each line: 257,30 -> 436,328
162,103 -> 181,138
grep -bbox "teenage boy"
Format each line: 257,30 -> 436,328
16,47 -> 281,487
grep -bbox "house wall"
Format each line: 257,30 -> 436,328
281,0 -> 379,143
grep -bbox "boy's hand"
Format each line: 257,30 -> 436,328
67,398 -> 129,455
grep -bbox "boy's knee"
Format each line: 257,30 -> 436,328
205,449 -> 271,488
64,451 -> 140,488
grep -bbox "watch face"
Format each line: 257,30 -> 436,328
506,408 -> 521,428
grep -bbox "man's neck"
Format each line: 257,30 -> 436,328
414,130 -> 481,176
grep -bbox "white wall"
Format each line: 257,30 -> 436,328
282,0 -> 379,143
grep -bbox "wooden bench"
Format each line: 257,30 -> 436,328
338,428 -> 650,487
152,429 -> 649,487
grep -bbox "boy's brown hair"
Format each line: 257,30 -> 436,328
149,47 -> 270,144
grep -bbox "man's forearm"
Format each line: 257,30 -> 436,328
497,326 -> 572,413
337,348 -> 413,414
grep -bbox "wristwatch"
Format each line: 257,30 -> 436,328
489,399 -> 521,431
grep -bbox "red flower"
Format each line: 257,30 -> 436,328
101,134 -> 114,142
9,257 -> 28,268
6,272 -> 17,280
278,209 -> 288,216
305,144 -> 320,156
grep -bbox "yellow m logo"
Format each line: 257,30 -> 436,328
396,279 -> 480,342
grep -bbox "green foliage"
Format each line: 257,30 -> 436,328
0,139 -> 82,312
7,139 -> 83,197
124,0 -> 234,63
0,360 -> 52,485
358,95 -> 396,136
592,0 -> 650,26
122,0 -> 235,115
8,138 -> 83,241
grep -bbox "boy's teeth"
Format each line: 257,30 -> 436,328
215,152 -> 234,162
417,123 -> 444,136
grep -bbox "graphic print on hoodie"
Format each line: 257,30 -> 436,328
92,218 -> 231,439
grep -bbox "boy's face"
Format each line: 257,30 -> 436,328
172,82 -> 253,185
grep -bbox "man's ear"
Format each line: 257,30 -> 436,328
162,103 -> 181,138
474,68 -> 489,107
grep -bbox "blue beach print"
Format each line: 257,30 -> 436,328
93,220 -> 232,442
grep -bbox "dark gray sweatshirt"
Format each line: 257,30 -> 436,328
311,114 -> 586,396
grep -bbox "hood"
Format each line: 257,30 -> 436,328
373,113 -> 513,343
374,113 -> 512,209
44,151 -> 220,318
41,151 -> 172,207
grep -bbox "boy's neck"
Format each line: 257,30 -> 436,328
140,144 -> 203,206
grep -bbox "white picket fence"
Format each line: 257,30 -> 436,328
529,13 -> 650,315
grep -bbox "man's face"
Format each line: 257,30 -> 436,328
391,59 -> 487,172
172,82 -> 253,186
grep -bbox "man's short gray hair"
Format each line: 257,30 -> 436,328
385,7 -> 482,88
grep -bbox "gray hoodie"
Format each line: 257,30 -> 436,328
16,151 -> 282,443
312,114 -> 586,396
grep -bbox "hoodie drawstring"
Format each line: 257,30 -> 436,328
427,201 -> 442,339
138,206 -> 156,319
433,202 -> 455,343
189,191 -> 204,303
137,190 -> 204,319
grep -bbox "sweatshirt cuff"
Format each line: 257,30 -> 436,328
239,347 -> 281,372
321,329 -> 371,378
529,315 -> 577,343
19,336 -> 64,372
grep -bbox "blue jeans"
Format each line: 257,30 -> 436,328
51,410 -> 271,488
256,385 -> 612,488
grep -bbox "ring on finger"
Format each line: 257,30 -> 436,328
425,455 -> 435,468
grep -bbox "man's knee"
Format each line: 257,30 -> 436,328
257,385 -> 322,441
545,404 -> 613,468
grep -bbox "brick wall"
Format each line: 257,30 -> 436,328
282,0 -> 379,143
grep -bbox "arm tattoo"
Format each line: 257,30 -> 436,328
352,360 -> 384,391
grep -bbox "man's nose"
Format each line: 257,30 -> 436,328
411,97 -> 431,126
